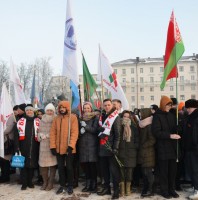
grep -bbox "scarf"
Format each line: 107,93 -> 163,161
81,112 -> 96,121
139,116 -> 153,128
122,118 -> 131,142
17,117 -> 40,141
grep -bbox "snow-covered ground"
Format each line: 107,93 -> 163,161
0,173 -> 193,200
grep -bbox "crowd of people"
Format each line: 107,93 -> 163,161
0,96 -> 198,200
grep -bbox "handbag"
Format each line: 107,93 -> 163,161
4,135 -> 14,155
11,152 -> 25,168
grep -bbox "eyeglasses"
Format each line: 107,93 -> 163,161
166,103 -> 172,107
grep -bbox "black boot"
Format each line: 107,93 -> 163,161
112,189 -> 119,199
89,179 -> 97,193
97,186 -> 111,196
82,179 -> 91,192
0,159 -> 10,183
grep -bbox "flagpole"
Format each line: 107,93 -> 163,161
99,44 -> 104,102
68,82 -> 72,148
78,84 -> 83,116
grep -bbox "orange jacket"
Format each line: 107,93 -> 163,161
50,101 -> 79,155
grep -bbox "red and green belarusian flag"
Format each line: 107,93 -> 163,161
160,11 -> 185,89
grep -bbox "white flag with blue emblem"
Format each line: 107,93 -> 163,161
62,0 -> 79,86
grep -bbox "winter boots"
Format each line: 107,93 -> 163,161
120,182 -> 125,196
125,182 -> 131,196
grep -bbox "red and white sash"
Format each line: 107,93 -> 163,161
17,117 -> 40,141
98,110 -> 118,136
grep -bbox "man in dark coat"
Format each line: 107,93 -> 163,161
97,99 -> 121,199
182,99 -> 198,200
152,96 -> 181,199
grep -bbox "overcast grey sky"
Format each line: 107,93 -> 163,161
0,0 -> 197,75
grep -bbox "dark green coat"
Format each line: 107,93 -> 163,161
138,108 -> 156,168
118,120 -> 139,168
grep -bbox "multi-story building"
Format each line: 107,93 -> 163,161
79,54 -> 198,111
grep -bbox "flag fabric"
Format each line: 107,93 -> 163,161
82,54 -> 98,102
160,11 -> 185,89
97,46 -> 129,110
62,0 -> 79,109
0,83 -> 13,157
10,59 -> 26,104
30,70 -> 36,105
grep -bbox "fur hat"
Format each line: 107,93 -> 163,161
150,104 -> 158,111
170,98 -> 178,105
160,96 -> 173,111
18,103 -> 27,112
45,103 -> 55,113
185,99 -> 198,108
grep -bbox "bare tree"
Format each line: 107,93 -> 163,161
0,61 -> 9,91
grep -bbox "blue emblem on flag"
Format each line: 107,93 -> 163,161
64,18 -> 77,50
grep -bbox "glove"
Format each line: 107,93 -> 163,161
67,146 -> 73,155
80,127 -> 85,134
50,148 -> 57,156
80,121 -> 87,127
98,133 -> 107,139
112,149 -> 118,155
97,126 -> 105,134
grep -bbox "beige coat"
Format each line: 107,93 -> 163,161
38,114 -> 57,167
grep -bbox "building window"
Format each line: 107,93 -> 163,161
161,77 -> 163,81
179,66 -> 184,72
180,95 -> 185,100
190,66 -> 195,72
140,87 -> 144,92
131,78 -> 135,83
170,86 -> 174,91
180,76 -> 184,82
191,95 -> 196,99
160,67 -> 164,72
180,85 -> 184,91
191,85 -> 196,90
140,68 -> 143,73
131,87 -> 135,92
150,77 -> 154,83
151,96 -> 154,101
131,68 -> 134,74
79,77 -> 82,82
122,69 -> 126,75
114,69 -> 117,74
140,77 -> 144,83
150,86 -> 154,92
141,96 -> 144,101
131,106 -> 135,111
122,78 -> 126,82
122,86 -> 126,92
170,95 -> 174,98
150,67 -> 153,73
191,75 -> 195,80
131,96 -> 135,102
140,105 -> 144,109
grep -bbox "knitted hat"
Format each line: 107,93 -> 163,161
150,104 -> 158,111
25,105 -> 35,112
160,96 -> 173,111
185,99 -> 198,108
45,103 -> 55,113
83,102 -> 93,110
18,103 -> 27,112
171,98 -> 178,105
13,105 -> 19,111
178,102 -> 185,111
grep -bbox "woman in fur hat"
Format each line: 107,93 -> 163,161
38,103 -> 57,191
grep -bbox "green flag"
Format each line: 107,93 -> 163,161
82,54 -> 98,102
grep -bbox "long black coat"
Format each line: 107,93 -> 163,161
14,116 -> 40,168
118,120 -> 139,168
182,109 -> 198,152
151,109 -> 177,160
79,116 -> 99,162
99,109 -> 121,157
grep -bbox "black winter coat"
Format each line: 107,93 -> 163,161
151,109 -> 177,160
183,109 -> 198,152
118,121 -> 139,168
79,116 -> 99,162
14,116 -> 40,168
99,109 -> 121,157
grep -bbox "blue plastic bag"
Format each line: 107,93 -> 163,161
11,153 -> 25,168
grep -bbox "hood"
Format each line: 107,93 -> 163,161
58,101 -> 70,113
140,108 -> 152,120
160,96 -> 172,111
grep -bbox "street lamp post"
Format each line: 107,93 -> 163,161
136,57 -> 139,108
